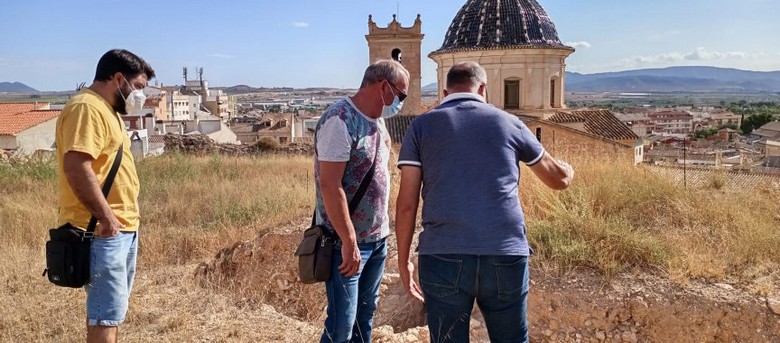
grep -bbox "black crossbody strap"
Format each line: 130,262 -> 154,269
86,145 -> 123,232
310,131 -> 381,227
348,132 -> 380,215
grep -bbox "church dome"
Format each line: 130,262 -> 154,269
432,0 -> 572,54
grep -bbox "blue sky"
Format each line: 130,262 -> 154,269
1,0 -> 779,91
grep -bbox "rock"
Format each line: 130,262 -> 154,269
768,298 -> 780,315
621,331 -> 638,343
715,283 -> 734,290
543,329 -> 553,337
596,331 -> 606,341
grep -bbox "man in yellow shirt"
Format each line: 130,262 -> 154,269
56,49 -> 154,343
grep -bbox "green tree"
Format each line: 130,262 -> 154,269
694,127 -> 719,139
741,113 -> 777,134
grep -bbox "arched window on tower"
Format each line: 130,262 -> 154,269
536,127 -> 542,141
550,76 -> 561,108
504,79 -> 520,110
391,48 -> 402,62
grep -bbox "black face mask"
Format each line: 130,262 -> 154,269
112,79 -> 129,114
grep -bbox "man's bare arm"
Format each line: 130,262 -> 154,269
528,152 -> 574,190
63,151 -> 123,236
395,166 -> 425,302
318,161 -> 361,276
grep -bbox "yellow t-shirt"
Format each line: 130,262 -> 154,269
56,88 -> 140,231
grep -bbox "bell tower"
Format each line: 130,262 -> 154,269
366,14 -> 424,115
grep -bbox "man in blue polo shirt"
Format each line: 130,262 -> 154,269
395,61 -> 574,343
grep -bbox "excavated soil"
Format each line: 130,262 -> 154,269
195,218 -> 780,342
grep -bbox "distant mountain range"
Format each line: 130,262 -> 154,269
426,66 -> 780,94
566,66 -> 780,93
0,82 -> 38,93
5,66 -> 780,95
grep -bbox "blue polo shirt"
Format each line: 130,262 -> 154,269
397,93 -> 545,256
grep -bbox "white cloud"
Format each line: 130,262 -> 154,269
208,53 -> 234,59
613,47 -> 763,69
292,22 -> 310,28
565,41 -> 592,49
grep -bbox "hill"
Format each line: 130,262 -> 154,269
0,82 -> 38,93
567,66 -> 780,93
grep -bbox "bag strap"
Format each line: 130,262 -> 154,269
86,145 -> 123,233
310,131 -> 381,227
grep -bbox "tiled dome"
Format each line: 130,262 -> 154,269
432,0 -> 571,54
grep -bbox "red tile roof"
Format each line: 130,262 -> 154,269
386,115 -> 417,143
0,109 -> 60,135
548,110 -> 639,141
0,103 -> 47,116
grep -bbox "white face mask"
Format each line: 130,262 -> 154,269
120,77 -> 146,113
380,82 -> 404,119
381,95 -> 403,119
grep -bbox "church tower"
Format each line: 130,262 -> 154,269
366,14 -> 424,115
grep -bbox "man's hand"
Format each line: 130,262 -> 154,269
338,241 -> 362,276
95,215 -> 124,237
399,260 -> 424,303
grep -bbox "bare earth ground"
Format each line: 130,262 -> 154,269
2,219 -> 779,343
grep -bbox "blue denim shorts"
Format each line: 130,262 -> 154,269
84,231 -> 138,327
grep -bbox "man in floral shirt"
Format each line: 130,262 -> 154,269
314,59 -> 409,342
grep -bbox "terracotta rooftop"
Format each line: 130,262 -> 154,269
548,110 -> 639,141
753,121 -> 780,135
386,115 -> 417,143
0,109 -> 60,135
0,103 -> 48,116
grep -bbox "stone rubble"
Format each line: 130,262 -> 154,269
163,133 -> 313,156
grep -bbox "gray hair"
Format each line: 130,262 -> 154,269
446,62 -> 487,89
360,59 -> 410,88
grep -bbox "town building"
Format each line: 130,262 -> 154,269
647,110 -> 693,136
0,103 -> 58,155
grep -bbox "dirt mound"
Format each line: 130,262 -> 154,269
194,218 -> 428,340
196,219 -> 780,342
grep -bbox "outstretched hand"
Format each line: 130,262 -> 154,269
399,260 -> 424,303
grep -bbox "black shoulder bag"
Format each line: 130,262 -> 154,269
295,134 -> 380,284
43,145 -> 123,288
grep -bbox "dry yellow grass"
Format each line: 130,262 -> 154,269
521,154 -> 780,286
1,152 -> 778,341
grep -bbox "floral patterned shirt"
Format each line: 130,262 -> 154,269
314,98 -> 390,243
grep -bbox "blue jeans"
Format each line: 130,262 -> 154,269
321,238 -> 387,343
419,254 -> 530,343
84,232 -> 138,327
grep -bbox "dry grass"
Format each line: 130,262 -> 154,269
1,151 -> 779,341
521,154 -> 780,285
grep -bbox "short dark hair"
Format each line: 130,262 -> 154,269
93,49 -> 155,82
446,62 -> 487,89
